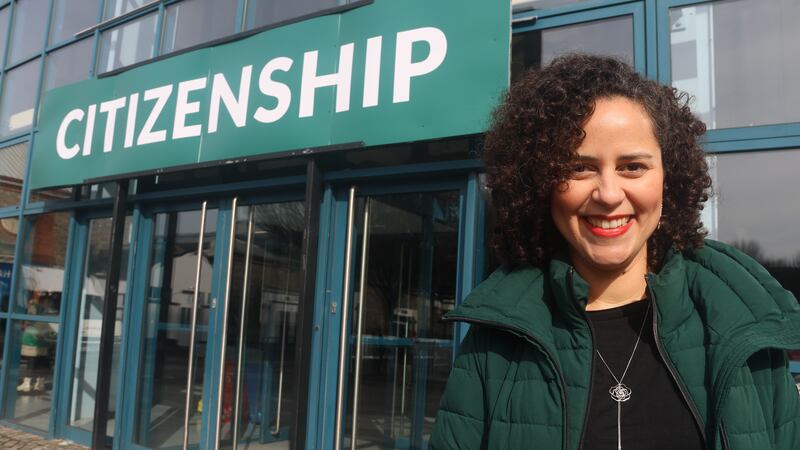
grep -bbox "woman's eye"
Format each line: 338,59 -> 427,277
619,163 -> 646,174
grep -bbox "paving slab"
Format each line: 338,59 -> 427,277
0,426 -> 88,450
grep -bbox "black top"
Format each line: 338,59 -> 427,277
583,300 -> 705,450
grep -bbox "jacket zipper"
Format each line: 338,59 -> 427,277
645,274 -> 708,448
720,421 -> 730,450
571,268 -> 597,450
447,316 -> 570,450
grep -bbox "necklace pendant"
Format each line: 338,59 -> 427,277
609,383 -> 632,403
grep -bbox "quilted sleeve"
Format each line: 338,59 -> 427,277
772,350 -> 800,450
429,326 -> 488,450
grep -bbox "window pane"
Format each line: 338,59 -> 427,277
44,37 -> 93,92
15,212 -> 70,316
0,59 -> 41,137
104,0 -> 148,20
134,209 -> 218,449
7,321 -> 58,431
669,0 -> 800,130
161,0 -> 237,54
0,7 -> 10,62
69,216 -> 131,435
245,0 -> 339,30
0,218 -> 16,311
97,12 -> 157,74
29,187 -> 73,203
511,16 -> 634,82
713,149 -> 800,288
0,142 -> 26,208
49,0 -> 98,44
8,0 -> 48,64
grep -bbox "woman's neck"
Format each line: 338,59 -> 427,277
572,249 -> 649,311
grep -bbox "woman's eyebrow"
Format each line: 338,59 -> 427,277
576,153 -> 654,162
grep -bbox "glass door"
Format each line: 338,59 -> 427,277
218,201 -> 305,450
130,204 -> 220,449
332,187 -> 462,450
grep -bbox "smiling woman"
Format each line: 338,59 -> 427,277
429,54 -> 800,450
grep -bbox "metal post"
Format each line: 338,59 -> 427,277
183,201 -> 208,450
91,179 -> 128,450
290,159 -> 322,450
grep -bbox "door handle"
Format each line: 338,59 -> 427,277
231,206 -> 254,450
334,187 -> 358,450
182,201 -> 207,450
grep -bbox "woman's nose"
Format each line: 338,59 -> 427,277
591,173 -> 625,207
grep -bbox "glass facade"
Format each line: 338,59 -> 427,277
669,0 -> 800,130
161,0 -> 237,54
15,212 -> 70,316
0,0 -> 794,447
512,15 -> 634,81
0,142 -> 26,208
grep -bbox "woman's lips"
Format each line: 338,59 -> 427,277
581,216 -> 634,237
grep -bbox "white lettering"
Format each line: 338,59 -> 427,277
56,108 -> 84,160
363,36 -> 382,108
124,93 -> 139,148
99,97 -> 126,152
254,57 -> 294,124
137,85 -> 173,146
83,104 -> 97,156
393,27 -> 447,103
209,66 -> 252,133
173,77 -> 207,139
299,43 -> 354,118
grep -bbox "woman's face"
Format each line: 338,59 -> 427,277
551,96 -> 664,273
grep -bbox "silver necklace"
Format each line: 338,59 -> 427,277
593,300 -> 651,450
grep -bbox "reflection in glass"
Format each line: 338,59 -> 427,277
134,209 -> 218,449
345,192 -> 459,449
15,212 -> 70,316
221,202 -> 305,449
161,0 -> 237,54
713,150 -> 800,293
8,0 -> 48,64
44,38 -> 93,92
245,0 -> 339,30
7,321 -> 59,431
0,142 -> 27,208
49,0 -> 99,44
511,15 -> 633,82
69,216 -> 132,435
710,149 -> 800,366
0,7 -> 10,62
670,0 -> 800,129
0,218 -> 15,311
104,0 -> 149,20
98,12 -> 157,74
0,59 -> 41,137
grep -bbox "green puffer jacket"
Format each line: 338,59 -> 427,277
430,240 -> 800,450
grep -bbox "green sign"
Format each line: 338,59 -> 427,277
30,0 -> 510,190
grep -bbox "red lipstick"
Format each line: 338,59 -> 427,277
582,216 -> 634,238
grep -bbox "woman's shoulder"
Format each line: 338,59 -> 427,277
682,239 -> 797,308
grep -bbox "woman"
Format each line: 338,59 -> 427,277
429,54 -> 800,450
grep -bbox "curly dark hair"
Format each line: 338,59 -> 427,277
484,54 -> 711,270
